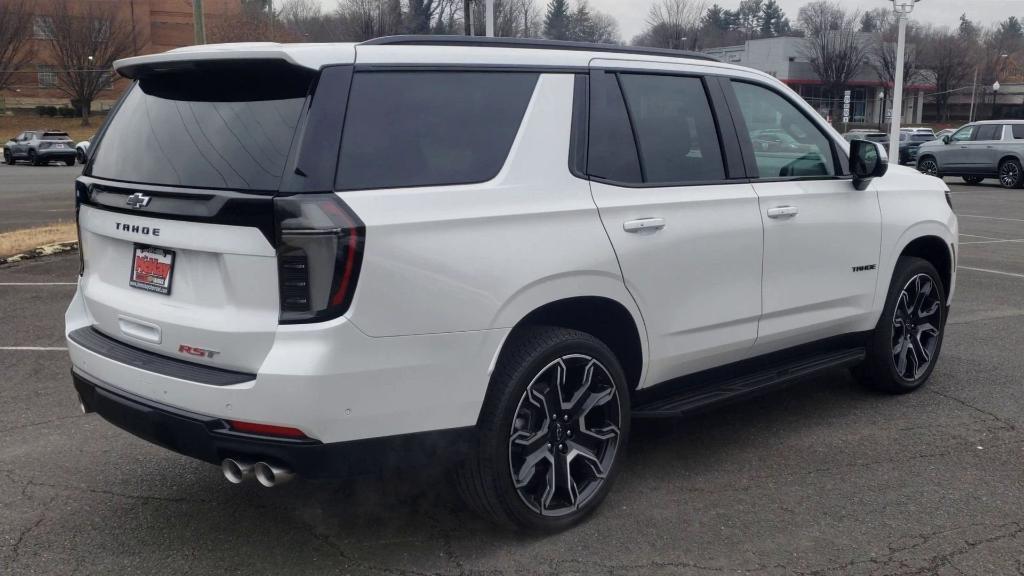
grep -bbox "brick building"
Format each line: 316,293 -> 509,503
3,0 -> 241,111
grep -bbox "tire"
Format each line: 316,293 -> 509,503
29,150 -> 42,166
3,151 -> 12,165
455,326 -> 630,532
998,158 -> 1023,189
861,257 -> 947,394
917,156 -> 938,177
962,176 -> 985,185
77,149 -> 87,164
65,158 -> 75,166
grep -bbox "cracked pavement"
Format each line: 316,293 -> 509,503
1,182 -> 1023,575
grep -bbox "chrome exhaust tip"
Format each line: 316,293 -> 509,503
254,461 -> 294,488
221,458 -> 255,484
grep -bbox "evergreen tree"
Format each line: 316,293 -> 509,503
702,4 -> 731,32
759,0 -> 789,37
544,0 -> 571,40
569,0 -> 595,42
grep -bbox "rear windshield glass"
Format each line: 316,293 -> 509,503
42,133 -> 70,140
89,63 -> 312,192
336,71 -> 538,191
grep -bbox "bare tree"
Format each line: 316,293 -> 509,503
919,26 -> 974,121
337,0 -> 403,41
0,0 -> 34,95
468,0 -> 543,38
41,2 -> 135,126
798,1 -> 868,122
632,0 -> 707,49
866,9 -> 924,103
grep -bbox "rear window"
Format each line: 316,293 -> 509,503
336,71 -> 538,191
89,63 -> 313,192
42,132 -> 70,140
1013,125 -> 1024,139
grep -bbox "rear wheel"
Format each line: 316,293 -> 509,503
29,150 -> 42,166
962,176 -> 985,185
64,157 -> 75,166
456,326 -> 629,531
917,156 -> 938,177
860,257 -> 946,394
998,158 -> 1023,188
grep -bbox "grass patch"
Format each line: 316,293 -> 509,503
0,115 -> 102,143
0,221 -> 77,258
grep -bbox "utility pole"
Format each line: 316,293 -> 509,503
193,0 -> 206,45
485,0 -> 494,37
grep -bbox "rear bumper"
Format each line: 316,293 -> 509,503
37,149 -> 76,159
73,370 -> 474,478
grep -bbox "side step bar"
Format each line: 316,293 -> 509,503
632,348 -> 866,419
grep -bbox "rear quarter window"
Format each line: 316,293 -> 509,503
1013,125 -> 1024,139
335,71 -> 538,191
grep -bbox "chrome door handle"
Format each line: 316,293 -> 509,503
623,218 -> 665,233
960,145 -> 969,149
767,206 -> 799,219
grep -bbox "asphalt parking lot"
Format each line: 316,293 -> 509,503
1,181 -> 1023,575
0,162 -> 79,233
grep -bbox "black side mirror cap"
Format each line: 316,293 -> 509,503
942,135 -> 951,144
850,139 -> 888,191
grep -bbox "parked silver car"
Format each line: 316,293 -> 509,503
917,120 -> 1024,188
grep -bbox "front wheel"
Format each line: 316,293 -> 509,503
3,150 -> 12,165
456,326 -> 630,531
917,157 -> 939,177
962,176 -> 985,185
861,257 -> 946,394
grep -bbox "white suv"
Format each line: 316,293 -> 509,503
67,37 -> 958,531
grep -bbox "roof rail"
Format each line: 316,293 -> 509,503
360,35 -> 718,63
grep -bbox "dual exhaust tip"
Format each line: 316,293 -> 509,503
222,458 -> 294,487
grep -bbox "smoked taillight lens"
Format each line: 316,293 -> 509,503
274,194 -> 364,324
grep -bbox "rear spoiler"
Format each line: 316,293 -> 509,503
114,43 -> 355,79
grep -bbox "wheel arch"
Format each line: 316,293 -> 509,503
997,154 -> 1023,169
898,234 -> 953,299
491,295 -> 647,395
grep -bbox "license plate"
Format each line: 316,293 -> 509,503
129,245 -> 175,295
54,143 -> 64,149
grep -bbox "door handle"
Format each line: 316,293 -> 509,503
623,218 -> 665,233
767,206 -> 799,219
960,145 -> 969,149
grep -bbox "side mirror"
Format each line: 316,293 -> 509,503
850,139 -> 888,191
942,135 -> 951,145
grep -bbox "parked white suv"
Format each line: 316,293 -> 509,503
67,37 -> 958,531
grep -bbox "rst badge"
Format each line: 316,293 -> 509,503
129,245 -> 175,295
178,344 -> 220,359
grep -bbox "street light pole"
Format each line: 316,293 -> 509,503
969,65 -> 978,123
992,81 -> 1001,120
193,0 -> 206,45
485,0 -> 494,37
888,0 -> 920,159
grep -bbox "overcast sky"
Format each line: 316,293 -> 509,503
314,0 -> 1013,43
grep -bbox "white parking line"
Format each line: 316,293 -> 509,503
0,282 -> 77,286
959,266 -> 1024,279
960,239 -> 1024,245
959,214 -> 1024,223
960,233 -> 1004,240
0,346 -> 67,351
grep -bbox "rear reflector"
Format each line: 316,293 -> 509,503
227,420 -> 309,439
274,194 -> 364,324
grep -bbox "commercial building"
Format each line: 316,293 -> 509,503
2,0 -> 241,111
704,36 -> 935,127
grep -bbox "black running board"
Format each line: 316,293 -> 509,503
632,348 -> 866,419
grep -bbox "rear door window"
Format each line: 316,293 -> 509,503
618,74 -> 725,184
587,72 -> 642,183
973,124 -> 1002,141
335,71 -> 538,191
88,63 -> 314,192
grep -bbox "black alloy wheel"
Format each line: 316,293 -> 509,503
456,326 -> 630,531
860,257 -> 946,394
508,354 -> 622,518
999,159 -> 1023,188
890,273 -> 943,382
918,157 -> 939,177
962,176 -> 984,185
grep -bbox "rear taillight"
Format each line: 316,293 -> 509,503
274,194 -> 364,324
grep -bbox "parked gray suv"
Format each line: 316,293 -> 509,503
3,130 -> 77,166
917,120 -> 1024,188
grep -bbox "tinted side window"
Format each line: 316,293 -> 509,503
587,72 -> 641,183
731,81 -> 835,178
618,74 -> 725,184
973,124 -> 1002,141
1014,125 -> 1024,139
336,72 -> 538,191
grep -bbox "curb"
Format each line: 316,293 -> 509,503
0,241 -> 79,267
